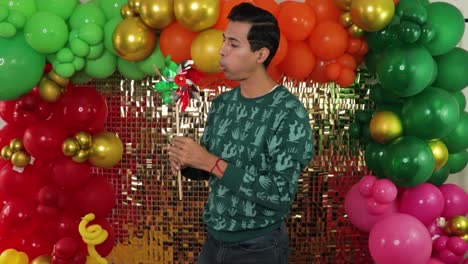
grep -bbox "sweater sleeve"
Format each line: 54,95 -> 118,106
219,107 -> 314,211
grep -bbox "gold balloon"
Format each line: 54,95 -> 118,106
348,24 -> 364,38
9,138 -> 23,152
73,149 -> 90,163
39,78 -> 63,103
369,111 -> 402,144
48,70 -> 69,87
174,0 -> 220,32
350,0 -> 395,32
334,0 -> 352,11
1,146 -> 12,160
139,0 -> 174,30
340,12 -> 353,27
62,138 -> 80,157
113,17 -> 156,61
427,139 -> 449,171
31,255 -> 52,264
444,216 -> 468,236
120,4 -> 135,18
191,28 -> 223,73
89,132 -> 123,168
128,0 -> 142,12
462,234 -> 468,243
11,151 -> 30,167
75,132 -> 92,149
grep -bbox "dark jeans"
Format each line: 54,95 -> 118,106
197,224 -> 289,264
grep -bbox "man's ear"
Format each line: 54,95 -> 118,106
256,47 -> 270,64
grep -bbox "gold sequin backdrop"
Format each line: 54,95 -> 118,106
93,72 -> 373,263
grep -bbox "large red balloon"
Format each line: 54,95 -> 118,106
52,156 -> 92,189
0,198 -> 39,237
73,175 -> 116,218
23,120 -> 69,161
308,21 -> 349,60
278,1 -> 316,41
0,164 -> 43,202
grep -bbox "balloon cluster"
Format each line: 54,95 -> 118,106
0,138 -> 31,168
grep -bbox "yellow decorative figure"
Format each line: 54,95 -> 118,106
79,213 -> 109,264
191,28 -> 223,73
427,139 -> 449,171
139,0 -> 174,30
30,255 -> 51,264
0,249 -> 28,264
350,0 -> 395,32
113,17 -> 156,61
88,132 -> 124,168
369,111 -> 402,144
174,0 -> 220,32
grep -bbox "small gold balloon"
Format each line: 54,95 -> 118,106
11,151 -> 30,167
427,139 -> 449,171
9,138 -> 23,152
120,4 -> 135,18
39,78 -> 63,103
139,0 -> 174,30
174,0 -> 220,32
340,12 -> 353,27
350,0 -> 395,32
31,254 -> 52,264
62,138 -> 81,157
334,0 -> 352,11
444,216 -> 468,236
348,24 -> 364,38
191,28 -> 223,73
369,111 -> 402,144
128,0 -> 142,12
1,146 -> 12,160
113,17 -> 156,61
89,132 -> 123,168
75,132 -> 93,149
462,234 -> 468,243
73,149 -> 90,163
48,70 -> 69,87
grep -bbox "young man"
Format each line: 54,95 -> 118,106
167,3 -> 314,263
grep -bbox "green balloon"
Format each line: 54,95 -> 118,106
361,123 -> 372,143
68,3 -> 106,30
0,32 -> 45,100
451,91 -> 466,112
363,50 -> 383,76
56,48 -> 74,63
382,136 -> 435,187
0,0 -> 36,18
398,21 -> 421,44
401,87 -> 460,140
70,38 -> 90,57
70,70 -> 93,85
87,43 -> 104,59
103,16 -> 122,55
0,5 -> 8,21
365,16 -> 400,50
424,2 -> 465,56
24,11 -> 68,54
375,103 -> 402,117
364,141 -> 386,177
396,0 -> 427,25
72,56 -> 85,71
446,150 -> 468,174
79,23 -> 103,45
0,22 -> 16,37
369,84 -> 403,105
348,122 -> 361,139
137,43 -> 165,76
118,58 -> 146,80
35,0 -> 77,20
54,62 -> 75,78
442,111 -> 468,153
426,164 -> 449,186
99,0 -> 127,19
433,47 -> 468,92
355,110 -> 373,124
8,10 -> 26,28
85,50 -> 117,79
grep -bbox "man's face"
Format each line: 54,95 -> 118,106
219,21 -> 259,81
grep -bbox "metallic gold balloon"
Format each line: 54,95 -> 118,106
340,12 -> 353,27
120,4 -> 136,18
73,149 -> 90,163
113,17 -> 156,61
350,0 -> 395,32
75,132 -> 92,149
89,132 -> 123,168
31,255 -> 52,264
62,138 -> 81,157
444,216 -> 468,236
462,234 -> 468,243
427,139 -> 448,171
39,78 -> 63,103
11,151 -> 30,167
128,0 -> 142,12
174,0 -> 220,32
9,138 -> 24,152
139,0 -> 174,30
348,24 -> 364,38
1,146 -> 12,160
369,111 -> 402,144
334,0 -> 352,11
191,28 -> 223,73
48,70 -> 69,87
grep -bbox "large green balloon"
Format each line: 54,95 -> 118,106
24,11 -> 68,54
99,0 -> 127,19
103,16 -> 122,55
376,43 -> 436,97
442,111 -> 468,153
364,141 -> 386,177
85,50 -> 117,79
451,91 -> 466,112
424,2 -> 465,56
381,136 -> 435,187
433,47 -> 468,92
35,0 -> 77,20
446,150 -> 468,174
68,3 -> 106,29
401,87 -> 460,140
426,164 -> 449,186
0,0 -> 36,18
0,32 -> 45,100
118,58 -> 146,80
137,43 -> 165,76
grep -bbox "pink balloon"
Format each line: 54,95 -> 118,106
369,213 -> 432,264
439,183 -> 468,218
372,178 -> 398,204
426,258 -> 444,264
436,249 -> 462,264
399,183 -> 445,225
359,175 -> 376,197
345,183 -> 397,232
446,236 -> 468,256
426,220 -> 444,237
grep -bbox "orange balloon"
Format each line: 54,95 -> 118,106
278,2 -> 316,41
198,72 -> 240,89
336,67 -> 355,87
213,0 -> 253,30
267,65 -> 283,83
308,59 -> 332,83
337,53 -> 356,69
270,31 -> 288,66
252,0 -> 279,17
325,63 -> 341,80
308,21 -> 348,60
159,22 -> 198,64
347,37 -> 362,54
305,0 -> 342,22
278,40 -> 316,80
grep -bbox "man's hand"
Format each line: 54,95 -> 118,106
167,136 -> 217,173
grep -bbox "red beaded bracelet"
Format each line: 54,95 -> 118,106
210,158 -> 223,174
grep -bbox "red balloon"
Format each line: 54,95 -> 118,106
52,156 -> 92,189
305,0 -> 341,22
18,230 -> 55,260
0,123 -> 25,149
23,120 -> 69,161
52,237 -> 87,264
12,92 -> 54,126
159,22 -> 198,64
278,1 -> 316,41
0,99 -> 16,124
325,63 -> 342,80
56,86 -> 108,134
278,40 -> 316,80
73,175 -> 116,218
336,67 -> 355,87
0,198 -> 39,237
55,211 -> 81,239
270,31 -> 288,66
214,0 -> 253,30
252,0 -> 279,17
0,164 -> 43,201
308,21 -> 349,60
308,59 -> 332,83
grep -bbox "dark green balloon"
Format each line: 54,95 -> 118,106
376,43 -> 436,97
364,50 -> 383,76
443,111 -> 468,153
446,150 -> 468,174
451,91 -> 466,112
375,103 -> 403,117
398,21 -> 421,44
396,0 -> 428,25
364,141 -> 386,177
401,87 -> 459,140
369,84 -> 403,105
382,136 -> 435,187
424,2 -> 465,56
365,16 -> 400,50
355,110 -> 373,124
426,164 -> 449,186
433,47 -> 468,92
348,122 -> 361,139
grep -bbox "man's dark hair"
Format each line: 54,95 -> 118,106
228,3 -> 280,68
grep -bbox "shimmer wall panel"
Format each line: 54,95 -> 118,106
93,73 -> 373,263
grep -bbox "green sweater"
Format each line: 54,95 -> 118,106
182,85 -> 314,242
